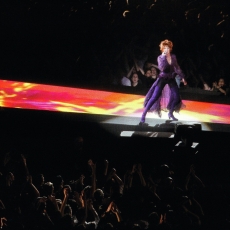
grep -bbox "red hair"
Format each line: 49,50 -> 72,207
159,39 -> 173,52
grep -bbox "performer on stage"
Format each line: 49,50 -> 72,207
139,39 -> 186,125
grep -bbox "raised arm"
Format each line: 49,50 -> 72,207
110,202 -> 122,223
157,55 -> 169,72
112,169 -> 124,187
60,188 -> 69,216
104,159 -> 109,176
27,175 -> 40,197
81,193 -> 88,225
172,55 -> 185,79
136,163 -> 146,187
88,159 -> 96,199
134,58 -> 144,75
212,82 -> 226,95
124,169 -> 133,189
217,87 -> 226,95
102,201 -> 122,223
185,165 -> 205,191
107,168 -> 124,195
127,66 -> 135,78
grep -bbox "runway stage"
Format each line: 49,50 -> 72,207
1,79 -> 230,138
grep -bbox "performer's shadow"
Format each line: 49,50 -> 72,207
165,119 -> 182,125
154,120 -> 182,129
135,120 -> 182,133
131,120 -> 179,138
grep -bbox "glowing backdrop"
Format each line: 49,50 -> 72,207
1,79 -> 230,125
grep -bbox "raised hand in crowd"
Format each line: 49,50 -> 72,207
104,159 -> 109,176
136,163 -> 146,187
109,169 -> 123,186
185,164 -> 205,192
110,201 -> 122,223
124,169 -> 133,190
124,163 -> 146,189
0,217 -> 7,229
60,187 -> 70,216
88,159 -> 96,199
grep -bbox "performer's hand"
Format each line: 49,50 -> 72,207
162,46 -> 170,56
182,78 -> 187,86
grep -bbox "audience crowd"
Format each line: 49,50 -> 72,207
116,55 -> 229,97
1,134 -> 230,230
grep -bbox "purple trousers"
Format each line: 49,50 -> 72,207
141,77 -> 180,122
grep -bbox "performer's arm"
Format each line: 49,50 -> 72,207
157,55 -> 169,72
173,55 -> 187,85
173,55 -> 185,79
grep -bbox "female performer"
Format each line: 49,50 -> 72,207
139,39 -> 186,125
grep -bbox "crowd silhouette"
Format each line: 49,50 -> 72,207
1,130 -> 230,230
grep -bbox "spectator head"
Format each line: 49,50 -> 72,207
94,189 -> 104,203
82,185 -> 91,199
64,204 -> 73,216
218,78 -> 225,87
43,182 -> 54,196
74,136 -> 84,151
54,175 -> 64,191
159,164 -> 171,179
145,69 -> 152,77
6,172 -> 14,183
163,177 -> 174,190
151,66 -> 157,76
33,173 -> 44,186
148,212 -> 160,227
131,73 -> 139,86
63,184 -> 72,193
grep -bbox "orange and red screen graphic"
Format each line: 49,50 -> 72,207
1,79 -> 230,124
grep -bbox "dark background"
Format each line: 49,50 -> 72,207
1,0 -> 229,89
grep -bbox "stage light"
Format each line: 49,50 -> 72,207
174,123 -> 201,154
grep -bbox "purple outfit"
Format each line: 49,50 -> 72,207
141,54 -> 184,122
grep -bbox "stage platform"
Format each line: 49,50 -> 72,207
1,79 -> 230,139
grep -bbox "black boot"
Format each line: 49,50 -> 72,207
168,112 -> 178,121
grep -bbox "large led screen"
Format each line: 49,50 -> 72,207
1,79 -> 230,132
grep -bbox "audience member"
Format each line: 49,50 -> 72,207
150,65 -> 158,81
0,136 -> 228,230
130,73 -> 144,90
211,78 -> 227,95
203,77 -> 228,95
145,68 -> 157,89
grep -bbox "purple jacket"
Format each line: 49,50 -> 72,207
157,54 -> 184,79
143,54 -> 184,109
